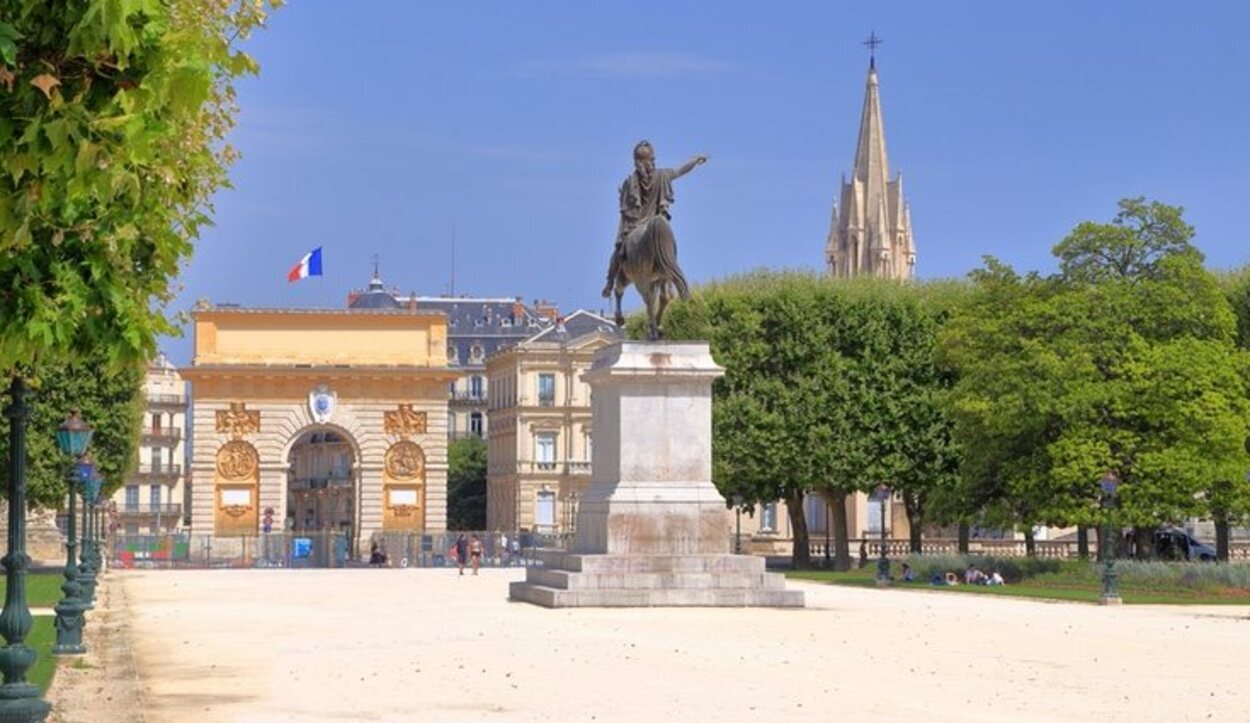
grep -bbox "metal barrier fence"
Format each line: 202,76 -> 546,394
110,531 -> 575,569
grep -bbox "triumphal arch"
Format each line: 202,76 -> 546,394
182,304 -> 455,546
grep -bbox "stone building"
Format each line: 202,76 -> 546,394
181,303 -> 454,552
110,353 -> 188,534
347,270 -> 557,440
825,56 -> 917,280
485,311 -> 621,534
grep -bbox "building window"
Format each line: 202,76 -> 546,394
125,485 -> 139,511
470,412 -> 484,438
535,490 -> 556,530
471,344 -> 484,361
470,375 -> 484,400
149,447 -> 161,472
585,433 -> 593,460
447,345 -> 458,364
868,497 -> 889,535
448,413 -> 457,437
538,373 -> 555,407
535,432 -> 556,470
151,412 -> 162,431
804,494 -> 828,536
760,503 -> 778,533
150,485 -> 161,510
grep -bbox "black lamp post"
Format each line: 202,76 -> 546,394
1099,471 -> 1122,606
52,413 -> 93,655
0,378 -> 53,721
78,471 -> 103,605
731,495 -> 743,555
874,484 -> 891,585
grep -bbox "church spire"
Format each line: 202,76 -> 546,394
825,36 -> 917,281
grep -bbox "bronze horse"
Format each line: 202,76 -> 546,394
609,214 -> 690,341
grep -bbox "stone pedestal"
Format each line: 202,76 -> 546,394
510,342 -> 803,608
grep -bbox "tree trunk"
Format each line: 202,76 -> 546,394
1133,526 -> 1154,560
786,490 -> 811,570
1215,513 -> 1230,562
1023,528 -> 1036,557
829,491 -> 852,572
957,522 -> 970,554
903,491 -> 923,554
1076,527 -> 1089,560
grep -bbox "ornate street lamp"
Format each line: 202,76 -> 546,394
1099,471 -> 1122,606
0,378 -> 54,721
731,494 -> 743,555
874,484 -> 891,586
52,413 -> 94,656
78,471 -> 103,606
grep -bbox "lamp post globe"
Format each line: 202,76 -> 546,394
874,485 -> 891,586
52,413 -> 94,657
1098,471 -> 1122,606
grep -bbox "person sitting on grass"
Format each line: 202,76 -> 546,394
901,562 -> 916,582
944,571 -> 960,586
965,565 -> 986,585
987,570 -> 1005,586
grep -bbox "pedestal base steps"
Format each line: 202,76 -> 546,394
509,550 -> 804,608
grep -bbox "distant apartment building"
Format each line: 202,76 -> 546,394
485,311 -> 622,533
347,269 -> 558,440
111,353 -> 187,534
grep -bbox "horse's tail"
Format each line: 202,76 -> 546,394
652,217 -> 690,300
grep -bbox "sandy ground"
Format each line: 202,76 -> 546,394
48,567 -> 1248,723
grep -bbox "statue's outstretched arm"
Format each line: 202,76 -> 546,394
672,154 -> 709,179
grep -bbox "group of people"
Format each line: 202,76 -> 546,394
926,565 -> 1005,586
450,533 -> 486,575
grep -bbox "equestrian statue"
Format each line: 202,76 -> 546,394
601,140 -> 708,341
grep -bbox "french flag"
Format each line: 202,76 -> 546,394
287,247 -> 323,283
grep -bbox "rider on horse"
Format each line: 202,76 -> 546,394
602,140 -> 708,299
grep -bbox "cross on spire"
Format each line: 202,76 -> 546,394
863,30 -> 883,69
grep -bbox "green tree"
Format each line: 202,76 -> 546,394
447,436 -> 486,530
1,0 -> 276,371
0,353 -> 144,507
662,272 -> 959,569
942,200 -> 1250,556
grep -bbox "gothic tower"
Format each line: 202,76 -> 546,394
825,46 -> 917,280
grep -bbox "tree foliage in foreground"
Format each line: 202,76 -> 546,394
0,0 -> 277,374
661,272 -> 960,569
940,199 -> 1250,555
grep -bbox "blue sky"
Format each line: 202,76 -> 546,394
165,1 -> 1250,363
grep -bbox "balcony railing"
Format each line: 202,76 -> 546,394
449,430 -> 484,441
117,503 -> 183,517
450,390 -> 486,402
537,396 -> 556,407
133,464 -> 182,479
146,393 -> 186,406
141,427 -> 182,443
517,460 -> 592,475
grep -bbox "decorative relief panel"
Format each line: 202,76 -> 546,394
216,401 -> 260,438
384,404 -> 427,438
384,441 -> 426,481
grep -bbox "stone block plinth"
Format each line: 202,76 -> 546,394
510,342 -> 804,608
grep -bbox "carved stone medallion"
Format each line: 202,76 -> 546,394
384,441 -> 426,481
216,440 -> 259,480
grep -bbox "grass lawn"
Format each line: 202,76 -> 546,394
28,615 -> 56,693
0,572 -> 70,608
786,568 -> 1250,605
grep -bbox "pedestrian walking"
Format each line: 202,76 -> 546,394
469,534 -> 484,575
454,533 -> 468,576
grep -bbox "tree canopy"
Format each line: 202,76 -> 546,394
447,436 -> 487,530
1,0 -> 276,373
941,200 -> 1250,549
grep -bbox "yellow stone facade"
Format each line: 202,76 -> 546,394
182,306 -> 456,547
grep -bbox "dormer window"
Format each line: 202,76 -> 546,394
471,344 -> 484,361
447,345 -> 458,364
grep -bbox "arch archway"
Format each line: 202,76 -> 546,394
285,426 -> 361,546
